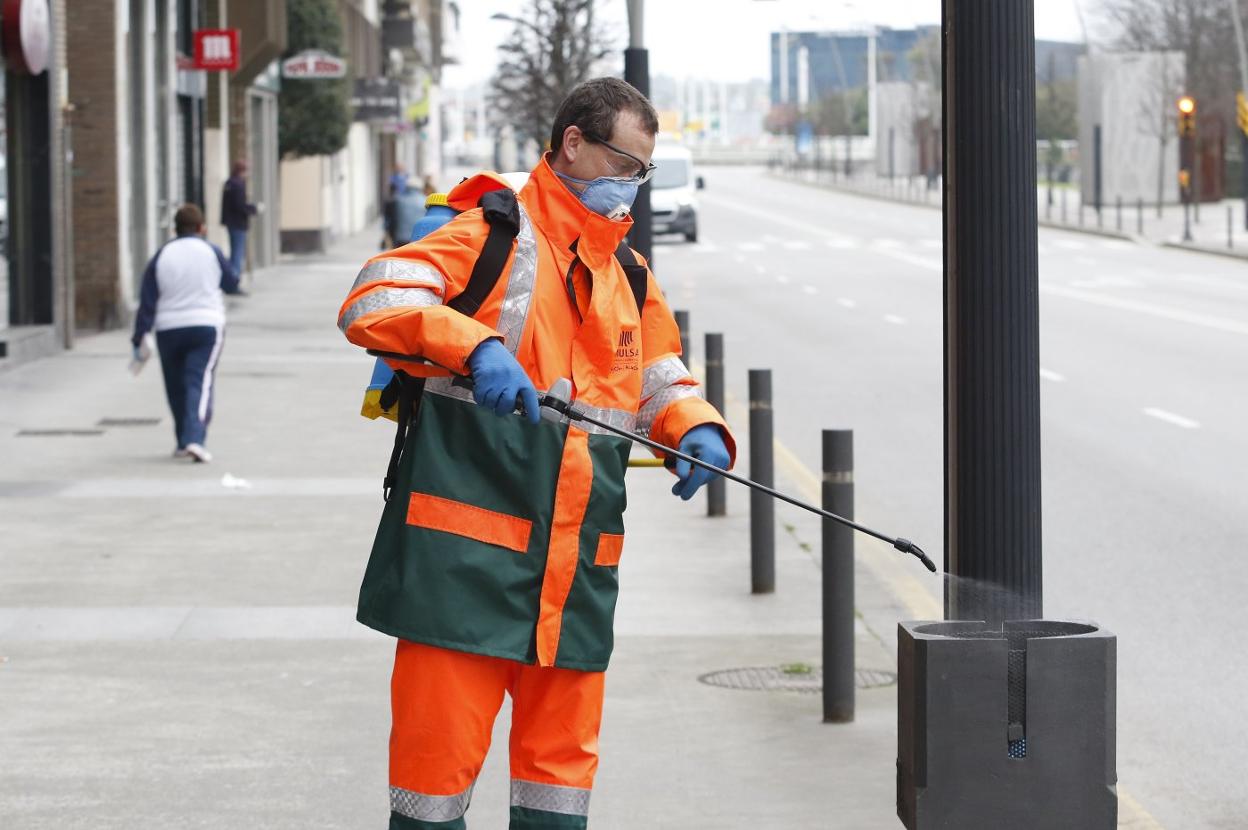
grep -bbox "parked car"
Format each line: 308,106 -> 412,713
650,144 -> 703,242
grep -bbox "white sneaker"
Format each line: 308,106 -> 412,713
185,443 -> 213,463
173,447 -> 190,459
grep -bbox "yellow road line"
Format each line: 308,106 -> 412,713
770,435 -> 1163,829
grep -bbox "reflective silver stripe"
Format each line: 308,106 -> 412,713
351,259 -> 446,294
338,287 -> 441,332
423,374 -> 475,404
641,355 -> 692,399
574,403 -> 637,437
637,383 -> 703,438
510,779 -> 591,817
390,784 -> 473,822
495,203 -> 538,354
424,378 -> 637,437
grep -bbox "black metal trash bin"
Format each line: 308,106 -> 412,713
897,620 -> 1116,829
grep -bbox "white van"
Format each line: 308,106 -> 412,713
649,144 -> 703,242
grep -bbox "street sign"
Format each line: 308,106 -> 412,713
352,78 -> 401,122
281,49 -> 348,80
192,29 -> 240,72
2,0 -> 51,75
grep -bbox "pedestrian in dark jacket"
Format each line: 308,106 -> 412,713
220,160 -> 256,280
133,204 -> 240,463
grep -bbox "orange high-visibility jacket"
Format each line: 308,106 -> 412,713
337,155 -> 735,670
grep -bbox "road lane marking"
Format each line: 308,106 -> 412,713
754,264 -> 767,274
883,314 -> 907,325
919,239 -> 942,249
874,248 -> 943,272
1101,240 -> 1133,251
1039,284 -> 1248,336
803,285 -> 819,295
1053,239 -> 1087,250
1075,255 -> 1097,265
736,242 -> 765,252
733,254 -> 747,264
826,238 -> 859,249
871,238 -> 902,249
837,298 -> 857,308
1143,408 -> 1200,429
782,240 -> 812,251
1069,276 -> 1140,289
1039,368 -> 1066,382
775,274 -> 791,284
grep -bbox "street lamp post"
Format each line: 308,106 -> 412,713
625,0 -> 653,266
942,0 -> 1043,622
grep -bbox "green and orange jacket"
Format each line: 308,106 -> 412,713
337,155 -> 736,671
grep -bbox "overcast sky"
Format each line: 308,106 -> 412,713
444,0 -> 1092,90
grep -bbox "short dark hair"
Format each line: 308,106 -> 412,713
174,204 -> 204,236
549,77 -> 659,154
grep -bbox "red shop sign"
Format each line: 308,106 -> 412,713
193,29 -> 240,72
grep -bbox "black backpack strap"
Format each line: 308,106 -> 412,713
448,188 -> 520,316
382,188 -> 518,501
383,371 -> 426,502
613,240 -> 649,315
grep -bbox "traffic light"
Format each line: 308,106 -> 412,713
1177,96 -> 1197,137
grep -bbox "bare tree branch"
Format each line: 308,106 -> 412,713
488,0 -> 618,149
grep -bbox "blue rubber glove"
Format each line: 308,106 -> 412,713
466,339 -> 541,424
672,424 -> 730,501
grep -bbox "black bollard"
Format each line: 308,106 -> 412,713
749,370 -> 775,594
675,309 -> 691,369
705,333 -> 726,517
822,429 -> 855,723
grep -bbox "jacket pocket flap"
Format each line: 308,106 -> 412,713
594,532 -> 625,566
407,492 -> 532,553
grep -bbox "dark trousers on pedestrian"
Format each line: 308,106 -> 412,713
156,326 -> 224,450
227,227 -> 247,280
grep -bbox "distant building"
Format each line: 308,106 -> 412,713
770,27 -> 1084,106
770,27 -> 939,107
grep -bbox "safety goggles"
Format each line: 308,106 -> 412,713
582,131 -> 657,185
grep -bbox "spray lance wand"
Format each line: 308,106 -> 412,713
534,378 -> 937,573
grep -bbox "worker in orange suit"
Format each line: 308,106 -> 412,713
338,78 -> 735,830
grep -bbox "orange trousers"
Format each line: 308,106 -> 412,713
388,640 -> 604,830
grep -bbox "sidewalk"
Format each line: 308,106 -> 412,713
773,165 -> 1248,256
0,230 -> 916,828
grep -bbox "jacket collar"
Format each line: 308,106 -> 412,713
520,154 -> 633,271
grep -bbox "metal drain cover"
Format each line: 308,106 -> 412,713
97,417 -> 161,427
698,666 -> 897,693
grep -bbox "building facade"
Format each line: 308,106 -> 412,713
64,0 -> 286,335
2,0 -> 72,363
279,0 -> 459,253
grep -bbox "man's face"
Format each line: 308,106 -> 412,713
557,110 -> 656,190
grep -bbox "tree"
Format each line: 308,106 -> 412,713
279,0 -> 351,158
488,0 -> 615,149
1097,0 -> 1243,193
